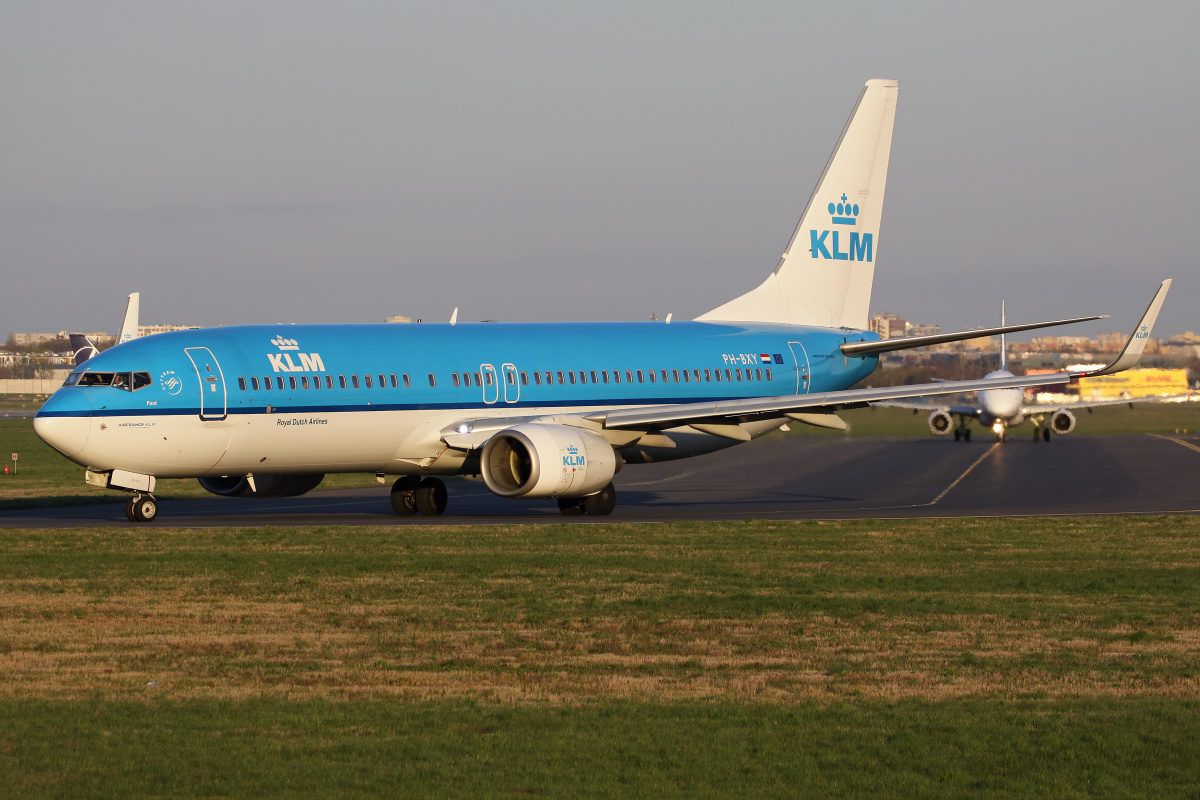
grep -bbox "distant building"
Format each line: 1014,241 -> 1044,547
907,324 -> 941,338
384,315 -> 412,324
869,312 -> 908,339
138,324 -> 199,336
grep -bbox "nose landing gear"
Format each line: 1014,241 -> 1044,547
124,494 -> 158,522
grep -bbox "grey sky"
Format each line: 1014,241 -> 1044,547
2,1 -> 1197,339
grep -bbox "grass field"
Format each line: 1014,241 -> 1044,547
1,518 -> 1198,796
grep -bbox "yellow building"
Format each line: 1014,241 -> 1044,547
1077,368 -> 1189,400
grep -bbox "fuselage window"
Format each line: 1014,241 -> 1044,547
725,369 -> 733,382
682,369 -> 689,383
520,371 -> 529,386
378,374 -> 385,388
238,377 -> 247,391
602,370 -> 609,384
671,369 -> 679,383
713,369 -> 721,382
263,376 -> 272,390
756,368 -> 763,381
326,375 -> 333,389
612,370 -> 621,384
251,376 -> 260,391
649,369 -> 656,383
578,371 -> 586,385
390,374 -> 398,388
766,368 -> 773,381
403,374 -> 411,388
428,373 -> 437,387
693,369 -> 701,382
543,371 -> 552,385
745,369 -> 753,382
557,371 -> 565,385
301,375 -> 310,389
569,371 -> 576,385
626,370 -> 633,383
289,376 -> 298,390
636,369 -> 644,383
365,374 -> 373,389
351,375 -> 360,389
462,372 -> 472,387
507,371 -> 515,386
485,372 -> 494,387
475,371 -> 483,386
452,373 -> 461,388
735,368 -> 742,382
339,375 -> 347,389
277,376 -> 285,390
534,371 -> 542,385
312,374 -> 320,389
590,370 -> 598,384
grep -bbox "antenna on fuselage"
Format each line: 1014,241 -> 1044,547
1000,300 -> 1007,372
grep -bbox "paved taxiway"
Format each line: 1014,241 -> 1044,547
3,432 -> 1198,527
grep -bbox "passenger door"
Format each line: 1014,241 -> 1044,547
787,341 -> 811,395
184,347 -> 227,420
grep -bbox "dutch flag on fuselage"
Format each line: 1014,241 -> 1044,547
760,354 -> 772,363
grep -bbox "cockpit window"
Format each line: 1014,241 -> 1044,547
74,371 -> 152,391
63,372 -> 82,386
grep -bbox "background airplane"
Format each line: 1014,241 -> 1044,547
881,295 -> 1183,442
32,80 -> 1170,521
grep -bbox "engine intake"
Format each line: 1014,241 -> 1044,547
198,474 -> 325,498
1050,408 -> 1076,435
928,410 -> 954,435
481,424 -> 618,498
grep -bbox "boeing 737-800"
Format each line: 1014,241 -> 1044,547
33,80 -> 1171,521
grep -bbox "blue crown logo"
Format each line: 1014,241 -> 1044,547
566,445 -> 579,454
827,193 -> 858,226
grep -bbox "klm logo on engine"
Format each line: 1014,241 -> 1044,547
267,336 -> 325,373
563,445 -> 586,467
810,193 -> 872,262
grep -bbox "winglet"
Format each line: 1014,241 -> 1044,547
118,292 -> 140,345
1074,280 -> 1171,378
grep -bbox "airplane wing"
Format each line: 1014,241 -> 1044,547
593,280 -> 1172,432
442,281 -> 1171,446
874,400 -> 983,416
1022,393 -> 1196,415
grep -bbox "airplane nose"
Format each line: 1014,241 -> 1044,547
34,389 -> 93,459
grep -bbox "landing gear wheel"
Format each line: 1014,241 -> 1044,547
557,498 -> 586,516
582,483 -> 617,516
414,477 -> 448,516
129,494 -> 157,522
1033,429 -> 1041,442
963,429 -> 971,442
125,496 -> 139,522
953,430 -> 961,442
390,477 -> 420,516
1043,428 -> 1051,442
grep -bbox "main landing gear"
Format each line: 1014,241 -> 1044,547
124,494 -> 158,522
953,428 -> 972,442
557,483 -> 617,516
1034,428 -> 1051,442
390,476 -> 448,516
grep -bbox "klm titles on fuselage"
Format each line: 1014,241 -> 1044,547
267,337 -> 325,373
810,193 -> 873,262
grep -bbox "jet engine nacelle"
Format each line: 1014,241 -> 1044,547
481,424 -> 618,498
198,474 -> 325,498
1050,408 -> 1076,435
928,410 -> 954,435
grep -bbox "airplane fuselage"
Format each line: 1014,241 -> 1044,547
34,320 -> 880,480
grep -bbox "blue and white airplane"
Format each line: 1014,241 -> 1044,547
33,80 -> 1171,522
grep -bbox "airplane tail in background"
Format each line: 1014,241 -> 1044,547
68,334 -> 99,366
698,79 -> 899,330
118,292 -> 140,345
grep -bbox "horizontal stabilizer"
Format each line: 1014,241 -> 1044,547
841,314 -> 1106,357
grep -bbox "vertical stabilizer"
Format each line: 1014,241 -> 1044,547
118,292 -> 140,345
1000,300 -> 1007,372
697,79 -> 898,329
